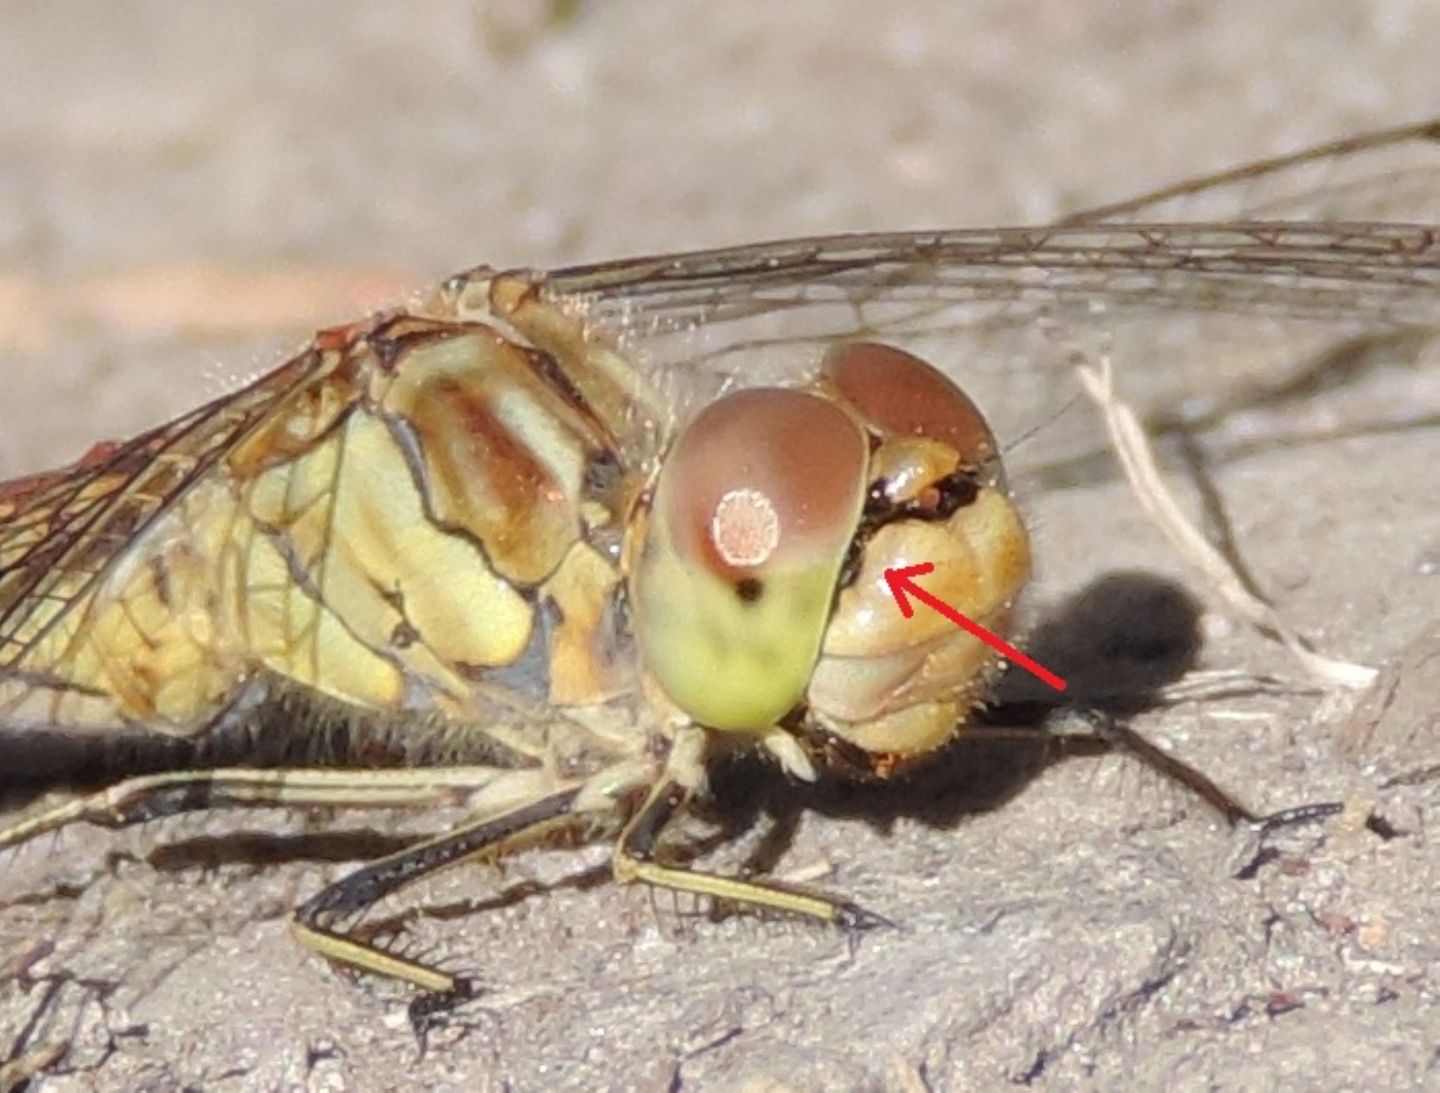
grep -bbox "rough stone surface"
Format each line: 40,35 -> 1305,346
2,3 -> 1438,1091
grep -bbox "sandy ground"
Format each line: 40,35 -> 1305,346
1,2 -> 1439,1090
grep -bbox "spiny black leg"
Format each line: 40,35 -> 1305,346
1007,705 -> 1402,843
292,788 -> 583,998
1046,706 -> 1260,824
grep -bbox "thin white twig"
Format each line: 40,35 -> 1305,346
1075,356 -> 1377,692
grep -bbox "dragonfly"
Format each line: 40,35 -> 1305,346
2,117 -> 1438,1023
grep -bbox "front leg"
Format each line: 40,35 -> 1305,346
612,771 -> 889,932
292,786 -> 587,1001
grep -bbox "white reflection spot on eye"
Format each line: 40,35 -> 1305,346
711,487 -> 780,568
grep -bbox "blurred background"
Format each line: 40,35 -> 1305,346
2,0 -> 1437,478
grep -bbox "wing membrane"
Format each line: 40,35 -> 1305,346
531,222 -> 1440,475
541,223 -> 1440,328
534,119 -> 1440,436
0,348 -> 326,651
0,341 -> 336,732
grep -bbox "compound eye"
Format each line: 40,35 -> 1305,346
823,341 -> 998,467
662,388 -> 868,584
630,388 -> 868,732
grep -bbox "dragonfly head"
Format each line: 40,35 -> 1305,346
627,341 -> 1031,767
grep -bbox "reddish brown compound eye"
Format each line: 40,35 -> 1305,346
660,388 -> 869,583
629,387 -> 868,732
823,341 -> 998,466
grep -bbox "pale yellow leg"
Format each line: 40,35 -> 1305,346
611,778 -> 888,930
0,765 -> 526,852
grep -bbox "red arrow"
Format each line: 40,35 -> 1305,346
883,562 -> 1067,692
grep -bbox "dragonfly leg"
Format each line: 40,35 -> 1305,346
611,776 -> 891,931
1021,707 -> 1400,839
291,786 -> 586,1002
0,765 -> 530,852
1058,707 -> 1263,825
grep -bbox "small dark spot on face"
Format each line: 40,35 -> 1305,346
734,577 -> 764,603
390,621 -> 420,649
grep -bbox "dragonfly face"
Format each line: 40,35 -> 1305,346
629,341 -> 1030,759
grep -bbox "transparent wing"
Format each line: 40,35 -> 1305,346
0,334 -> 352,735
529,118 -> 1440,472
534,220 -> 1439,481
0,346 -> 327,659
